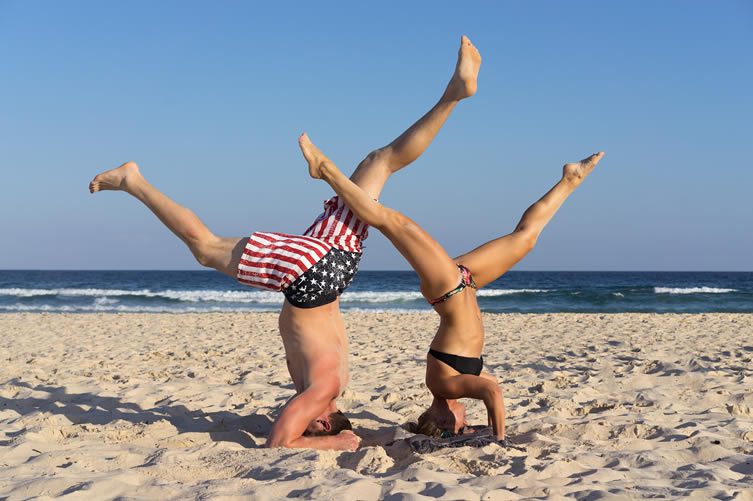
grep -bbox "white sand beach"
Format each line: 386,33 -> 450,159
1,312 -> 752,499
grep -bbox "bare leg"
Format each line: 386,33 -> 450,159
89,162 -> 245,277
349,35 -> 482,200
300,135 -> 460,299
455,153 -> 605,288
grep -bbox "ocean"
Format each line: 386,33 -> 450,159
0,270 -> 751,314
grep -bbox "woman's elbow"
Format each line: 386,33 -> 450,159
482,383 -> 503,404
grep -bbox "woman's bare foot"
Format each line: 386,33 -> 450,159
298,133 -> 336,179
563,152 -> 605,188
89,161 -> 142,193
443,35 -> 482,101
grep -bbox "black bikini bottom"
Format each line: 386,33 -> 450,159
428,349 -> 484,376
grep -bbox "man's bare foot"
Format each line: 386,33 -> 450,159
443,35 -> 482,101
298,133 -> 335,179
563,152 -> 605,188
89,161 -> 142,193
332,430 -> 361,451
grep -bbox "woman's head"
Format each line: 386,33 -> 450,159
410,399 -> 467,438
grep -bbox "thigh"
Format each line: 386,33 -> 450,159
454,231 -> 533,289
205,236 -> 248,278
380,210 -> 461,299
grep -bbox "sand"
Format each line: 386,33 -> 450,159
1,312 -> 752,499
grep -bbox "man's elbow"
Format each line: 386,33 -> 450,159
265,433 -> 290,448
266,424 -> 300,449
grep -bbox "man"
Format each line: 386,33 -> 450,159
89,36 -> 481,450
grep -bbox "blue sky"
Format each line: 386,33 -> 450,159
1,1 -> 751,271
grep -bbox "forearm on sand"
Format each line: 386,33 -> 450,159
266,385 -> 336,449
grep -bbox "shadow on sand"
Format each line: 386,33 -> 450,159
0,379 -> 273,448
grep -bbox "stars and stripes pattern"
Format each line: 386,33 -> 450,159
283,248 -> 362,308
302,196 -> 369,252
237,196 -> 368,291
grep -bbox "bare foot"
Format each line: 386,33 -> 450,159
89,161 -> 142,193
298,133 -> 334,179
332,430 -> 361,451
563,152 -> 605,187
444,35 -> 482,101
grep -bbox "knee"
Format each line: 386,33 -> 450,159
378,207 -> 410,232
365,147 -> 390,166
191,238 -> 218,268
360,147 -> 393,173
515,228 -> 539,253
193,249 -> 214,268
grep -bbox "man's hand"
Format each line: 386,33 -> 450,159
332,430 -> 361,451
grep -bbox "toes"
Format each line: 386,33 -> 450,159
589,152 -> 605,163
579,152 -> 604,168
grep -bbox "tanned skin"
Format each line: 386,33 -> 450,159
301,132 -> 603,440
89,36 -> 482,450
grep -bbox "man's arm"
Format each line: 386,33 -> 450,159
265,382 -> 359,450
432,374 -> 505,440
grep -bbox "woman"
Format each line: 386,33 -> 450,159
299,132 -> 603,440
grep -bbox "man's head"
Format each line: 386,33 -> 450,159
305,410 -> 353,436
411,399 -> 468,438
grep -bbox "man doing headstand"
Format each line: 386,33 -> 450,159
88,36 -> 482,450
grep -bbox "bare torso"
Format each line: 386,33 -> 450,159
278,298 -> 349,396
430,288 -> 485,358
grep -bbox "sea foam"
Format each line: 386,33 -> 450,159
0,287 -> 549,304
654,287 -> 737,294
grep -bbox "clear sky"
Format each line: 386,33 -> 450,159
1,1 -> 751,271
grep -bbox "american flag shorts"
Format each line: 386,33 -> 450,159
236,196 -> 368,292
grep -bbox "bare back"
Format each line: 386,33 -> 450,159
278,299 -> 349,395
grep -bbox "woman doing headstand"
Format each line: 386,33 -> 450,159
299,133 -> 604,440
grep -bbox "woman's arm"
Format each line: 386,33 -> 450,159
432,374 -> 505,440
